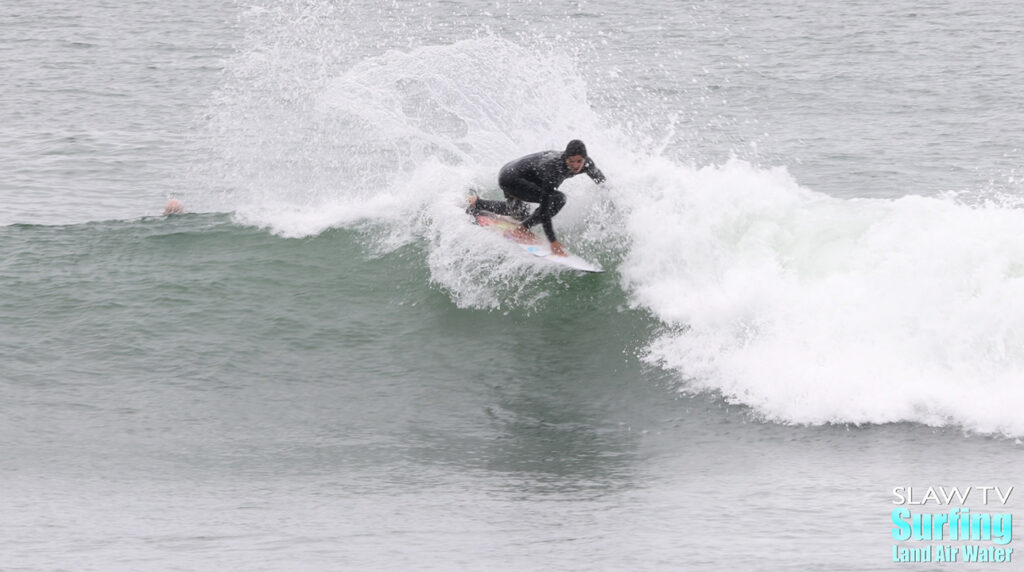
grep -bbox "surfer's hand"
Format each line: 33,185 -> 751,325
550,241 -> 567,257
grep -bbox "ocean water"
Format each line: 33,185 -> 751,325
2,1 -> 1023,570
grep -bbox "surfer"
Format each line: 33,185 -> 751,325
163,199 -> 184,215
469,139 -> 605,256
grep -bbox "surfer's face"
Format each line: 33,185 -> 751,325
565,155 -> 585,173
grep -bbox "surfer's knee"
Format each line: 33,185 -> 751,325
550,190 -> 566,214
507,199 -> 529,220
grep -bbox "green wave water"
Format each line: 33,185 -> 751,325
1,214 -> 653,392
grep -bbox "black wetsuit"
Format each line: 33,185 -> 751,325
474,151 -> 605,242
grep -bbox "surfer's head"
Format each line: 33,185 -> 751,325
163,199 -> 184,215
563,139 -> 588,173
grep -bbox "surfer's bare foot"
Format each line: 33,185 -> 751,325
465,193 -> 480,215
550,240 -> 567,257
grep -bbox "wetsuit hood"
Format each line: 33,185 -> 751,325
563,139 -> 588,158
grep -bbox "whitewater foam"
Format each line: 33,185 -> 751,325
619,158 -> 1024,436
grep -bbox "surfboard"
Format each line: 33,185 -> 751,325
472,211 -> 603,273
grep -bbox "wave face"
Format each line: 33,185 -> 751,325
192,2 -> 1024,436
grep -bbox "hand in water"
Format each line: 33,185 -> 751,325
550,240 -> 567,257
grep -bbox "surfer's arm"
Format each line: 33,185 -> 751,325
584,160 -> 606,184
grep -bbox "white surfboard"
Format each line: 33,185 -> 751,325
473,212 -> 603,273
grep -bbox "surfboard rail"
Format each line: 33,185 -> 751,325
472,211 -> 603,273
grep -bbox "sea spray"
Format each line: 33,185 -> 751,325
206,23 -> 622,305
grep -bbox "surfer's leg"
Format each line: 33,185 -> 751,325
503,197 -> 531,221
471,196 -> 515,215
499,177 -> 542,202
518,190 -> 565,242
497,174 -> 544,221
472,196 -> 532,221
